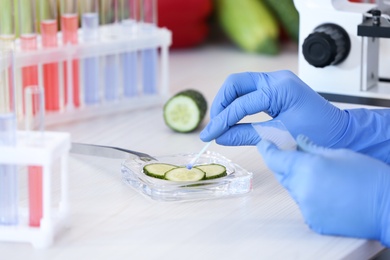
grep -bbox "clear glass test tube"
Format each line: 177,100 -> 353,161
0,0 -> 16,42
140,0 -> 157,95
1,0 -> 18,118
121,0 -> 139,32
19,0 -> 39,98
120,0 -> 139,97
39,0 -> 60,111
81,0 -> 100,104
101,0 -> 121,37
101,0 -> 120,101
0,48 -> 18,226
19,0 -> 38,49
60,0 -> 80,109
24,86 -> 45,227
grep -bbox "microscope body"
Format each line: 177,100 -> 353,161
294,0 -> 390,106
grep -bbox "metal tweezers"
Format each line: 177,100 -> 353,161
70,142 -> 157,161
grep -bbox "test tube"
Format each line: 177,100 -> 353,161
0,0 -> 16,42
38,0 -> 60,111
0,2 -> 18,223
81,0 -> 100,104
24,86 -> 45,227
0,48 -> 18,226
18,0 -> 42,227
140,0 -> 157,95
19,0 -> 39,103
2,0 -> 20,118
60,0 -> 80,109
120,0 -> 139,97
101,0 -> 120,101
0,0 -> 16,113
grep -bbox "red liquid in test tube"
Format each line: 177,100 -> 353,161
19,0 -> 43,227
20,34 -> 43,227
24,86 -> 45,227
41,20 -> 60,111
61,13 -> 80,108
28,166 -> 42,227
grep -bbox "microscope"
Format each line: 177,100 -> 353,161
294,0 -> 390,106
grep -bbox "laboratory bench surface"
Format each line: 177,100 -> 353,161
1,43 -> 386,260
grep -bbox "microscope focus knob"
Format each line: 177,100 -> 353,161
302,23 -> 351,68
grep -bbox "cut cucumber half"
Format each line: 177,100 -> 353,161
143,163 -> 178,179
165,167 -> 206,182
195,164 -> 227,179
163,89 -> 207,133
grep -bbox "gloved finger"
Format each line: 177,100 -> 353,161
296,135 -> 333,155
256,139 -> 302,183
209,72 -> 259,118
212,123 -> 261,146
200,90 -> 269,141
257,139 -> 324,208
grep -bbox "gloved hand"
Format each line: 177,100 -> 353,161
257,135 -> 390,247
200,70 -> 390,163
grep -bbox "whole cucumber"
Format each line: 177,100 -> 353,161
215,0 -> 279,54
263,0 -> 299,42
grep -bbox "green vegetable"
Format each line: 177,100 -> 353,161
163,89 -> 207,133
165,167 -> 206,182
143,163 -> 178,179
263,0 -> 300,42
143,163 -> 227,182
195,164 -> 227,179
215,0 -> 279,54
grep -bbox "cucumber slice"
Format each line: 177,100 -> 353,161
163,89 -> 207,133
165,167 -> 206,182
195,164 -> 227,179
143,163 -> 178,179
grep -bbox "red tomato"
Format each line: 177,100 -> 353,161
158,0 -> 213,48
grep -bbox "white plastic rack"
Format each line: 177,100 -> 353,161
0,131 -> 71,248
13,26 -> 172,125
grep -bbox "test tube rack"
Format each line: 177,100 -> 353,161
0,131 -> 71,248
14,26 -> 172,125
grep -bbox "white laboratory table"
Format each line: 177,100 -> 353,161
1,43 -> 385,259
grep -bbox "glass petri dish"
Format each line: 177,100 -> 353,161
121,151 -> 253,201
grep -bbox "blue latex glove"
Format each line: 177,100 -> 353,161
257,135 -> 390,247
200,70 -> 390,163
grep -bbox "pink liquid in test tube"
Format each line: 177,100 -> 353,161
28,166 -> 42,227
41,20 -> 60,111
24,86 -> 45,227
19,0 -> 43,227
22,85 -> 45,227
61,13 -> 80,108
21,37 -> 42,213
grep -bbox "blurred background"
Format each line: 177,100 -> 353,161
7,0 -> 380,53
